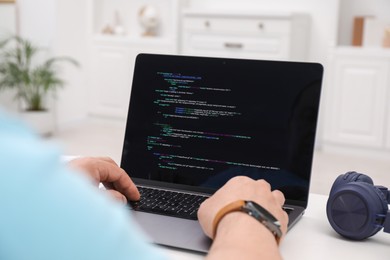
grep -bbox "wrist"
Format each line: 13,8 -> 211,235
212,200 -> 282,244
216,211 -> 277,243
209,212 -> 281,259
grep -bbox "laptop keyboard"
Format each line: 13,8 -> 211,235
129,186 -> 293,220
129,186 -> 209,220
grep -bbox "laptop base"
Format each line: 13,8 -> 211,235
131,211 -> 211,253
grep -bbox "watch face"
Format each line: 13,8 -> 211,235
244,201 -> 282,238
247,201 -> 279,221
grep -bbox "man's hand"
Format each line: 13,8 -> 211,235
68,157 -> 140,203
199,176 -> 289,260
198,176 -> 288,239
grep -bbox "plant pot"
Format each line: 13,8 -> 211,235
19,110 -> 55,137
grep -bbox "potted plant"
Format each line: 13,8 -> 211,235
0,35 -> 78,135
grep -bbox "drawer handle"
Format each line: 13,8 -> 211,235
224,42 -> 243,49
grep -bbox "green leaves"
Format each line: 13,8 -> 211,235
0,35 -> 79,111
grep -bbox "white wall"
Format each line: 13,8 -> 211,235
18,0 -> 57,48
52,0 -> 89,128
0,4 -> 18,113
0,0 -> 88,128
0,3 -> 17,37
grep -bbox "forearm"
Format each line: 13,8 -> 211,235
207,212 -> 282,260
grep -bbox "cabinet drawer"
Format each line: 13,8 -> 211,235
180,12 -> 310,61
183,16 -> 291,35
189,34 -> 289,55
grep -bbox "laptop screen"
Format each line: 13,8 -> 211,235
121,54 -> 323,206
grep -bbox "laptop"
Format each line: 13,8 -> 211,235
120,53 -> 323,253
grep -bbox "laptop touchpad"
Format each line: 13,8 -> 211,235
131,211 -> 211,253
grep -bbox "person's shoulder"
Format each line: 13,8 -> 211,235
0,109 -> 37,138
0,110 -> 63,182
0,111 -> 167,260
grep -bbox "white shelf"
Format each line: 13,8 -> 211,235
92,34 -> 176,46
90,0 -> 180,40
86,0 -> 182,118
333,46 -> 390,58
182,9 -> 297,19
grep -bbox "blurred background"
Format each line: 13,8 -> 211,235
1,0 -> 389,195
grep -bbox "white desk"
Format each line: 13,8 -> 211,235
158,194 -> 390,260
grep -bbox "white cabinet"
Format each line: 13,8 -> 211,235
87,0 -> 180,118
387,82 -> 390,150
323,47 -> 390,153
88,37 -> 175,118
88,40 -> 133,118
180,10 -> 310,61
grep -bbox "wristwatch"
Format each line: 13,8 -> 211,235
212,200 -> 282,244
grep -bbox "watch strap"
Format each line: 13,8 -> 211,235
213,200 -> 245,238
212,200 -> 281,244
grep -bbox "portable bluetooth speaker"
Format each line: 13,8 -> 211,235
326,171 -> 390,240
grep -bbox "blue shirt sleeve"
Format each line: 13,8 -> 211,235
0,110 -> 167,260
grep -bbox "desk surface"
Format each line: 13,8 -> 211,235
157,193 -> 390,260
